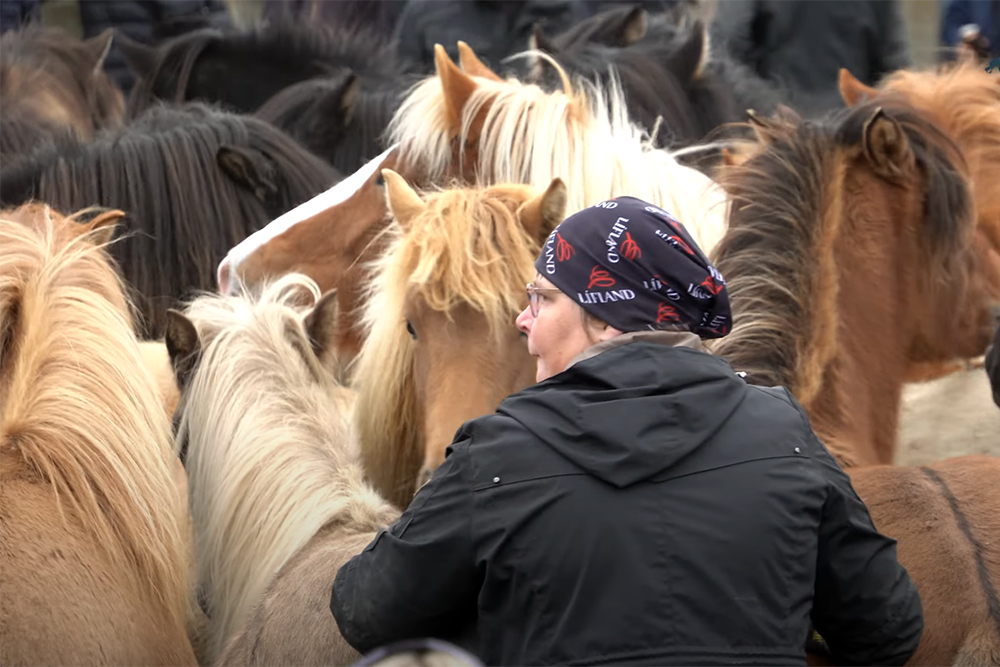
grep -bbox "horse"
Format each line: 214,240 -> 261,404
0,204 -> 198,665
0,102 -> 339,339
353,171 -> 566,507
707,99 -> 995,468
164,275 -> 398,664
218,42 -> 728,366
255,68 -> 422,175
121,21 -> 413,120
0,25 -> 123,156
525,5 -> 783,150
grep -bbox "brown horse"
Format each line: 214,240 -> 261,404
217,41 -> 727,366
708,100 -> 995,468
0,26 -> 123,154
165,275 -> 398,664
838,62 -> 1000,302
0,204 -> 198,665
353,172 -> 566,507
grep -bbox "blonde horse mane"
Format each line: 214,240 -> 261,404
352,184 -> 542,506
0,204 -> 190,631
176,274 -> 397,661
386,55 -> 728,253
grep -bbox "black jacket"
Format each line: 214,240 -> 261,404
331,341 -> 922,666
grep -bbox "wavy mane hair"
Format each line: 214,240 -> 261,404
175,275 -> 397,661
0,203 -> 191,631
386,56 -> 728,254
708,100 -> 973,404
352,184 -> 542,505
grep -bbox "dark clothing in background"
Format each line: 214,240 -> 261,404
0,0 -> 40,34
331,340 -> 923,666
940,0 -> 1000,58
394,0 -> 591,73
988,325 -> 1000,408
263,0 -> 405,40
78,0 -> 231,94
711,0 -> 912,117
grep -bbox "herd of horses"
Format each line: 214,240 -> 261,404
1,6 -> 1000,667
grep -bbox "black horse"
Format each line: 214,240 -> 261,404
1,103 -> 341,338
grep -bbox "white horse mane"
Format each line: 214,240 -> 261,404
387,61 -> 729,254
176,274 -> 397,661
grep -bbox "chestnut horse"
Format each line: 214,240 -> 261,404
353,172 -> 566,507
0,26 -> 123,155
217,41 -> 727,365
165,275 -> 398,664
0,205 -> 197,665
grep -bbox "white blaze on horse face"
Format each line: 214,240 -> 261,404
217,145 -> 398,295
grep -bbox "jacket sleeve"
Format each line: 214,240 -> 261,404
870,0 -> 912,81
330,440 -> 479,654
811,451 -> 923,666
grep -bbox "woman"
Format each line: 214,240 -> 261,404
331,196 -> 923,666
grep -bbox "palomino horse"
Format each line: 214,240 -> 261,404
0,26 -> 123,155
353,172 -> 566,507
0,205 -> 197,665
164,275 -> 398,664
708,99 -> 995,468
217,41 -> 727,364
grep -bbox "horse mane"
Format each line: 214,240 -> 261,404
0,204 -> 190,631
0,25 -> 123,134
386,59 -> 728,251
5,102 -> 337,338
176,274 -> 397,659
352,183 -> 542,505
127,21 -> 406,117
708,100 -> 973,402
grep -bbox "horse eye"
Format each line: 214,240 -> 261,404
375,174 -> 385,186
406,320 -> 417,339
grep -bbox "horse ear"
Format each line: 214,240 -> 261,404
838,68 -> 878,107
164,309 -> 201,390
382,169 -> 425,232
435,43 -> 479,131
862,107 -> 915,183
617,6 -> 648,46
83,28 -> 115,75
746,108 -> 778,144
316,73 -> 361,127
458,41 -> 502,82
83,208 -> 125,245
217,146 -> 279,202
667,20 -> 707,83
529,23 -> 557,54
115,30 -> 158,81
520,178 -> 567,242
304,289 -> 339,360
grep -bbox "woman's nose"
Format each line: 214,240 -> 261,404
515,305 -> 533,335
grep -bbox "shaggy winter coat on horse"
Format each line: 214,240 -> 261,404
331,338 -> 923,667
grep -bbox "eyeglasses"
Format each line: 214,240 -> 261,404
526,282 -> 562,317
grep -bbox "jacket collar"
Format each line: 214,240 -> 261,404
567,330 -> 704,370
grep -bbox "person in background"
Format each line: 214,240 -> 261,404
940,0 -> 1000,60
710,0 -> 912,117
0,0 -> 40,34
330,196 -> 923,666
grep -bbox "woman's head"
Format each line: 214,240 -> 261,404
516,196 -> 731,381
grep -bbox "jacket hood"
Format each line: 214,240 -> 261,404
498,342 -> 749,487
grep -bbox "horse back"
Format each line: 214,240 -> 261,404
848,456 -> 1000,666
217,526 -> 374,666
0,457 -> 198,666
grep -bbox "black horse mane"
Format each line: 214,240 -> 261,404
126,21 -> 408,118
1,103 -> 339,338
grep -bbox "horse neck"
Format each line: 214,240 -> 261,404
184,352 -> 393,660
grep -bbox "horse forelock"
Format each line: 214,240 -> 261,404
177,274 -> 395,661
0,205 -> 191,631
387,63 -> 728,252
